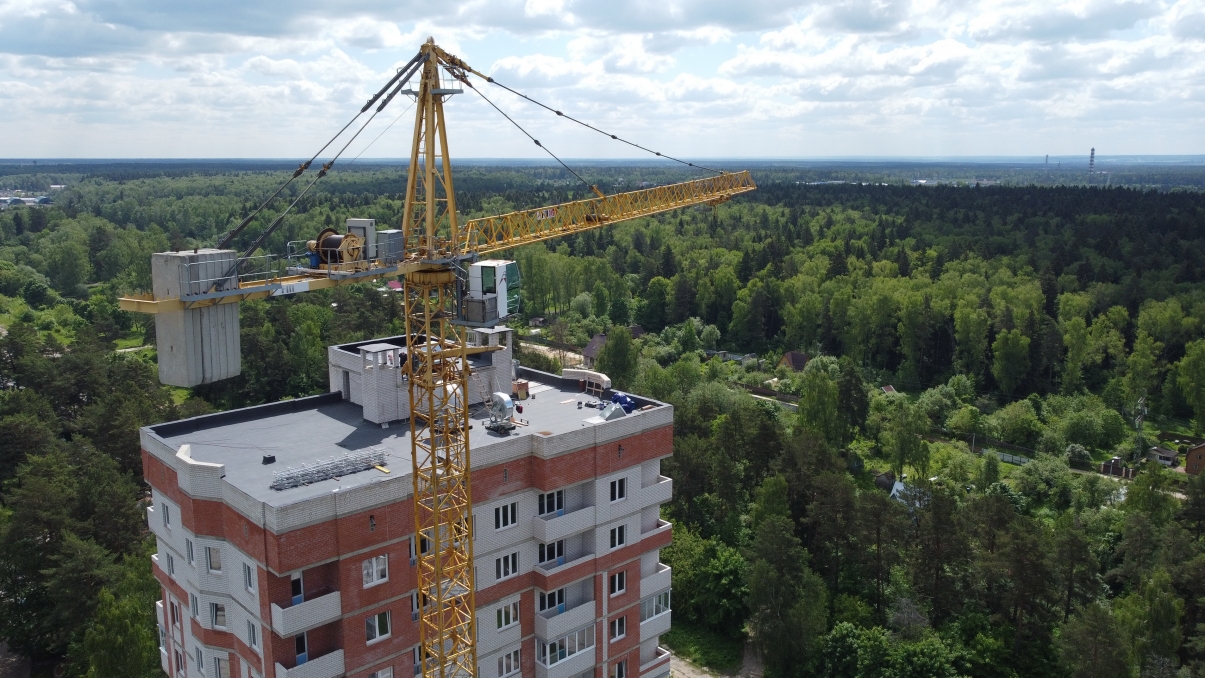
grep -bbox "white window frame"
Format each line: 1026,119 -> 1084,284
537,540 -> 564,565
498,648 -> 521,678
538,588 -> 565,612
246,620 -> 259,650
610,616 -> 626,642
211,603 -> 227,629
195,646 -> 205,675
363,555 -> 389,588
366,610 -> 392,644
496,601 -> 519,630
495,552 -> 519,581
609,525 -> 626,549
494,502 -> 518,530
640,590 -> 672,622
190,593 -> 199,618
207,546 -> 222,573
538,625 -> 595,666
609,478 -> 627,503
166,553 -> 176,576
538,490 -> 564,517
213,657 -> 229,678
612,660 -> 627,678
370,669 -> 394,678
609,571 -> 626,596
186,539 -> 194,565
162,502 -> 172,529
243,563 -> 255,592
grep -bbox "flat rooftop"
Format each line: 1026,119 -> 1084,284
147,369 -> 665,507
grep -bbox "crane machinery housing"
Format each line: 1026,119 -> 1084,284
125,39 -> 754,678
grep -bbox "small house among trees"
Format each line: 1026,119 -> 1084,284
778,350 -> 810,371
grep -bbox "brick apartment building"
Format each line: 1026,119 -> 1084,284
142,328 -> 674,678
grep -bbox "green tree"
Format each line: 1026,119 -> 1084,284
992,329 -> 1031,395
798,368 -> 842,448
955,302 -> 990,376
1178,339 -> 1205,432
591,281 -> 609,318
746,515 -> 828,678
1058,602 -> 1130,678
637,276 -> 671,332
596,326 -> 638,390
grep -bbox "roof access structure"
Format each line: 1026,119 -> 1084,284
119,38 -> 755,678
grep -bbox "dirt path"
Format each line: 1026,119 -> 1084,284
522,342 -> 585,368
669,641 -> 762,678
0,642 -> 30,678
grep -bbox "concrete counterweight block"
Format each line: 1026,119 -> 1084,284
152,249 -> 242,387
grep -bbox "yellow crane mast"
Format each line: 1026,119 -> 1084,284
119,38 -> 755,678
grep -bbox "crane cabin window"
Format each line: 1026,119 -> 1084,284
482,266 -> 496,295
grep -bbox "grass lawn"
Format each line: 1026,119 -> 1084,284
661,621 -> 744,674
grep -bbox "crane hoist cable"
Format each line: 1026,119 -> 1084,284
476,75 -> 728,175
216,51 -> 428,251
463,81 -> 599,195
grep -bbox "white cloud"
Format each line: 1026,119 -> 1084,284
0,0 -> 1200,156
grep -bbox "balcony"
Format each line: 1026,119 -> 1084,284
535,643 -> 595,678
641,610 -> 671,641
537,551 -> 593,577
641,564 -> 671,596
640,647 -> 670,674
534,506 -> 596,543
641,519 -> 672,539
534,599 -> 596,641
270,591 -> 341,637
641,476 -> 672,508
274,649 -> 344,678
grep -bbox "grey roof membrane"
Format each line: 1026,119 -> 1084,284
152,380 -> 653,507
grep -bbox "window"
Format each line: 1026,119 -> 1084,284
186,539 -> 194,564
496,601 -> 519,630
166,553 -> 176,576
213,658 -> 229,678
611,660 -> 627,678
538,588 -> 565,613
640,590 -> 672,622
609,571 -> 626,596
207,547 -> 222,573
495,552 -> 519,581
537,625 -> 595,666
162,503 -> 172,528
366,611 -> 391,643
190,593 -> 200,618
246,621 -> 259,649
291,573 -> 304,605
295,633 -> 307,661
494,502 -> 517,530
170,600 -> 181,627
158,625 -> 166,650
538,490 -> 564,516
610,616 -> 626,641
363,555 -> 389,587
370,669 -> 393,678
174,650 -> 184,676
610,478 -> 627,502
497,649 -> 521,677
538,540 -> 564,565
369,514 -> 376,532
211,603 -> 227,629
609,525 -> 626,549
243,563 -> 255,592
195,647 -> 205,675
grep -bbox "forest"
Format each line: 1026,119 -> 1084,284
1,162 -> 1205,677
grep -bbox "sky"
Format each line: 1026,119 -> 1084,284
0,0 -> 1202,159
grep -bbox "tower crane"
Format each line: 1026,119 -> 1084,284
119,39 -> 755,678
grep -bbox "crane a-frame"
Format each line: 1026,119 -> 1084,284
120,38 -> 754,678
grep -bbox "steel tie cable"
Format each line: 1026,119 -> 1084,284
463,81 -> 596,192
479,76 -> 727,175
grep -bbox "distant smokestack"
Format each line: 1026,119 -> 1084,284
1089,148 -> 1095,174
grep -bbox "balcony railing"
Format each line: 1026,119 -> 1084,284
641,476 -> 673,507
274,649 -> 344,678
641,563 -> 671,596
640,646 -> 671,673
270,590 -> 341,637
534,506 -> 596,543
534,598 -> 595,641
641,519 -> 672,538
